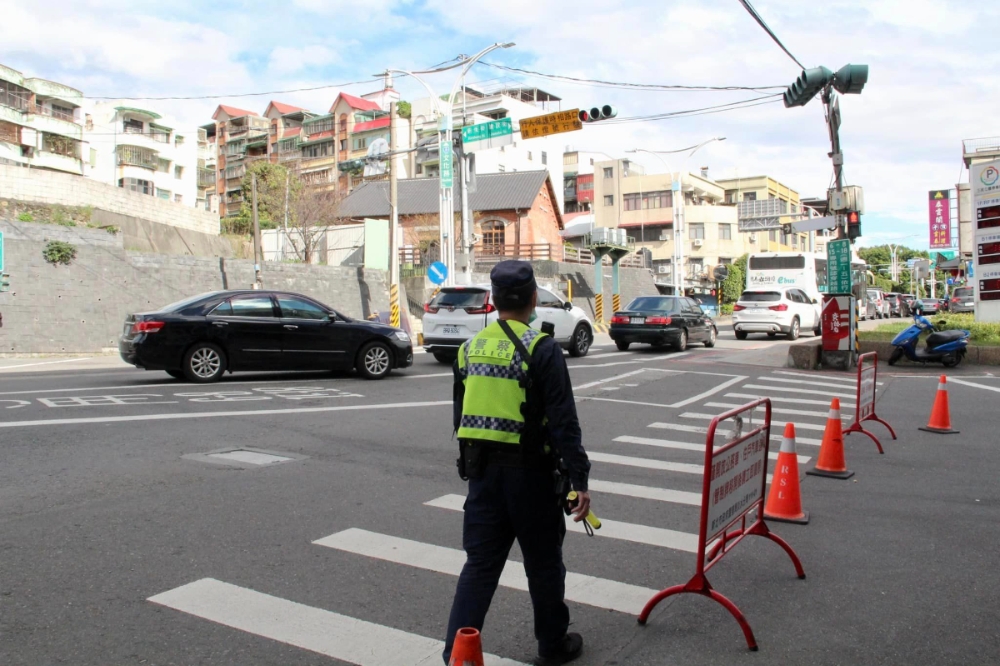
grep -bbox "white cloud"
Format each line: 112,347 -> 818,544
268,45 -> 341,75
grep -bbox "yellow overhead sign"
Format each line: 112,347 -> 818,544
518,109 -> 583,140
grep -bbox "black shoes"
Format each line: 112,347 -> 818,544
535,633 -> 583,666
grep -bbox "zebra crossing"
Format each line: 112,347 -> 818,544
148,369 -> 870,665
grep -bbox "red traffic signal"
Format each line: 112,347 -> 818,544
579,105 -> 618,122
846,210 -> 861,241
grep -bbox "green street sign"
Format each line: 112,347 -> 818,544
827,238 -> 852,294
461,118 -> 513,144
439,140 -> 454,189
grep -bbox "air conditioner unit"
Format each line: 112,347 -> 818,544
658,232 -> 669,241
749,233 -> 758,243
657,265 -> 670,274
692,239 -> 704,247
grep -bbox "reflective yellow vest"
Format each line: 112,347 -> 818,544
456,320 -> 547,445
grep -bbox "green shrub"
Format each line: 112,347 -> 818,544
721,303 -> 734,316
17,212 -> 33,222
43,241 -> 77,265
860,313 -> 1000,346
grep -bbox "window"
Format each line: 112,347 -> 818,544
157,158 -> 170,173
578,180 -> 593,191
89,148 -> 97,168
527,151 -> 533,161
123,118 -> 144,134
748,256 -> 806,270
339,139 -> 347,151
480,220 -> 505,254
175,135 -> 185,147
626,297 -> 680,312
156,188 -> 171,200
230,296 -> 275,318
277,296 -> 329,320
563,153 -> 577,166
688,223 -> 705,240
604,195 -> 614,206
302,140 -> 333,158
174,165 -> 184,179
537,289 -> 562,308
623,190 -> 671,211
541,151 -> 547,165
304,116 -> 335,135
719,223 -> 732,240
719,257 -> 733,265
769,229 -> 778,242
353,136 -> 367,151
603,167 -> 614,179
149,124 -> 170,143
634,225 -> 670,242
683,298 -> 704,315
210,301 -> 233,316
590,158 -> 594,165
744,191 -> 757,201
781,231 -> 791,245
174,194 -> 183,203
119,177 -> 153,195
739,291 -> 781,302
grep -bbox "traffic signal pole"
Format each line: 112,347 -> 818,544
822,88 -> 846,240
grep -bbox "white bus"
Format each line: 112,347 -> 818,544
746,252 -> 869,312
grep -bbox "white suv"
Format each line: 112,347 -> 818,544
422,284 -> 595,363
733,288 -> 821,341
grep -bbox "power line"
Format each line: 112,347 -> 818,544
479,61 -> 785,92
599,94 -> 783,125
735,0 -> 805,70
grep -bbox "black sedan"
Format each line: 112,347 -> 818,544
610,296 -> 717,352
119,290 -> 413,382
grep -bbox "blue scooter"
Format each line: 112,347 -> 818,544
888,315 -> 970,368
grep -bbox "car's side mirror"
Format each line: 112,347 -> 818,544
811,298 -> 818,304
563,301 -> 573,311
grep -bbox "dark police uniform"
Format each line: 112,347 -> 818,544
443,261 -> 590,665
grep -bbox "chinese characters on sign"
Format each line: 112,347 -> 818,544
460,118 -> 513,153
706,427 -> 768,540
971,159 -> 1000,320
827,239 -> 852,294
518,109 -> 583,140
928,190 -> 951,249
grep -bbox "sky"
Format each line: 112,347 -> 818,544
1,0 -> 997,251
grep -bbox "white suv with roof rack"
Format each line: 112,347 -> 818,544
422,284 -> 595,363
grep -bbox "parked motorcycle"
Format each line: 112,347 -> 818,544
888,315 -> 970,368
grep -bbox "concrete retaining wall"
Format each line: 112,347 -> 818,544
0,220 -> 388,354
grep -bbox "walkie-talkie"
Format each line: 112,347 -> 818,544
540,321 -> 556,336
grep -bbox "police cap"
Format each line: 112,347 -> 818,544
490,260 -> 537,309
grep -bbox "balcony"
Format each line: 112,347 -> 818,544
564,187 -> 577,200
198,168 -> 216,188
226,117 -> 270,139
34,104 -> 74,123
33,150 -> 83,175
26,111 -> 82,141
116,144 -> 158,169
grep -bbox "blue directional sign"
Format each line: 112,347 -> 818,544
428,261 -> 448,285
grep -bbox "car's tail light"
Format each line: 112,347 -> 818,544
610,315 -> 630,324
424,303 -> 439,314
646,316 -> 672,325
768,304 -> 789,312
733,304 -> 746,311
465,303 -> 496,315
130,320 -> 165,335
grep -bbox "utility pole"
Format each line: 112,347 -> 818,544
388,101 -> 401,328
251,173 -> 263,288
459,145 -> 473,285
282,171 -> 290,262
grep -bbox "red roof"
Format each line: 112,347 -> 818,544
213,104 -> 258,120
302,129 -> 335,143
281,126 -> 302,137
352,117 -> 390,133
267,101 -> 306,115
331,92 -> 381,112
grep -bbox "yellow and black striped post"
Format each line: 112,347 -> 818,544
389,283 -> 400,328
595,293 -> 604,325
612,293 -> 621,313
567,280 -> 573,302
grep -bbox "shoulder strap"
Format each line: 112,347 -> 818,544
497,319 -> 532,366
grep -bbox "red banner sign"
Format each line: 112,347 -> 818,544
821,296 -> 852,351
929,190 -> 951,249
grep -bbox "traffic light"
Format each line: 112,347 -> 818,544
832,64 -> 869,95
579,105 -> 617,122
783,66 -> 833,108
0,272 -> 9,292
846,211 -> 861,241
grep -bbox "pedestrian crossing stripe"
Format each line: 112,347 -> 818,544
648,419 -> 822,445
148,578 -> 526,666
680,411 -> 827,432
725,392 -> 856,410
704,401 -> 835,420
754,375 -> 874,391
314,528 -> 654,615
425,493 -> 700,553
741,383 -> 856,400
614,434 -> 811,464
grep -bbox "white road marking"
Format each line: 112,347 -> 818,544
576,369 -> 646,390
587,451 -> 704,475
574,352 -> 692,369
587,479 -> 702,506
772,369 -> 883,386
0,400 -> 450,429
0,377 -> 349,397
0,357 -> 93,371
947,377 -> 1000,394
668,375 -> 748,408
425,494 -> 700,553
582,351 -> 637,359
402,372 -> 452,379
615,434 -> 810,464
577,397 -> 673,408
705,401 -> 834,419
148,578 -> 524,666
649,420 -> 821,445
314,528 -> 652,615
725,392 -> 855,410
742,384 -> 856,399
754,376 -> 868,391
681,412 -> 826,432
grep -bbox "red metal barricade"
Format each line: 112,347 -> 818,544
844,351 -> 896,453
637,399 -> 805,650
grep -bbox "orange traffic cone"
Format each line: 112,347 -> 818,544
449,627 -> 485,666
919,375 -> 960,434
764,422 -> 809,524
807,398 -> 855,480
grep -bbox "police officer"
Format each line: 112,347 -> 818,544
443,260 -> 591,666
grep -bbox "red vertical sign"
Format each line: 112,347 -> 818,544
929,190 -> 951,249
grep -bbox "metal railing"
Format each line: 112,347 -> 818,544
116,144 -> 157,169
736,198 -> 797,219
198,168 -> 216,187
963,137 -> 1000,155
36,105 -> 76,123
0,86 -> 30,112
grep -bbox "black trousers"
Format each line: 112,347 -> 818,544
443,462 -> 569,663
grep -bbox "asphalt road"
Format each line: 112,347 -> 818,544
1,330 -> 999,666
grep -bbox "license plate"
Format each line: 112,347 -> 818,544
966,302 -> 974,306
748,308 -> 767,313
630,317 -> 645,324
442,326 -> 460,335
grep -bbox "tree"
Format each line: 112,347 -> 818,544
224,162 -> 302,235
397,100 -> 412,119
720,253 -> 748,304
285,185 -> 347,264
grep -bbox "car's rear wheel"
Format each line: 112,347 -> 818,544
568,324 -> 592,358
814,323 -> 822,336
676,329 -> 688,352
615,341 -> 631,351
786,317 -> 800,341
166,369 -> 186,380
735,330 -> 748,340
704,327 -> 717,348
183,343 -> 226,383
433,351 -> 456,365
357,341 -> 393,379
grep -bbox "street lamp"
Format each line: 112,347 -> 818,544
381,42 -> 514,286
886,235 -> 920,283
627,137 -> 726,294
